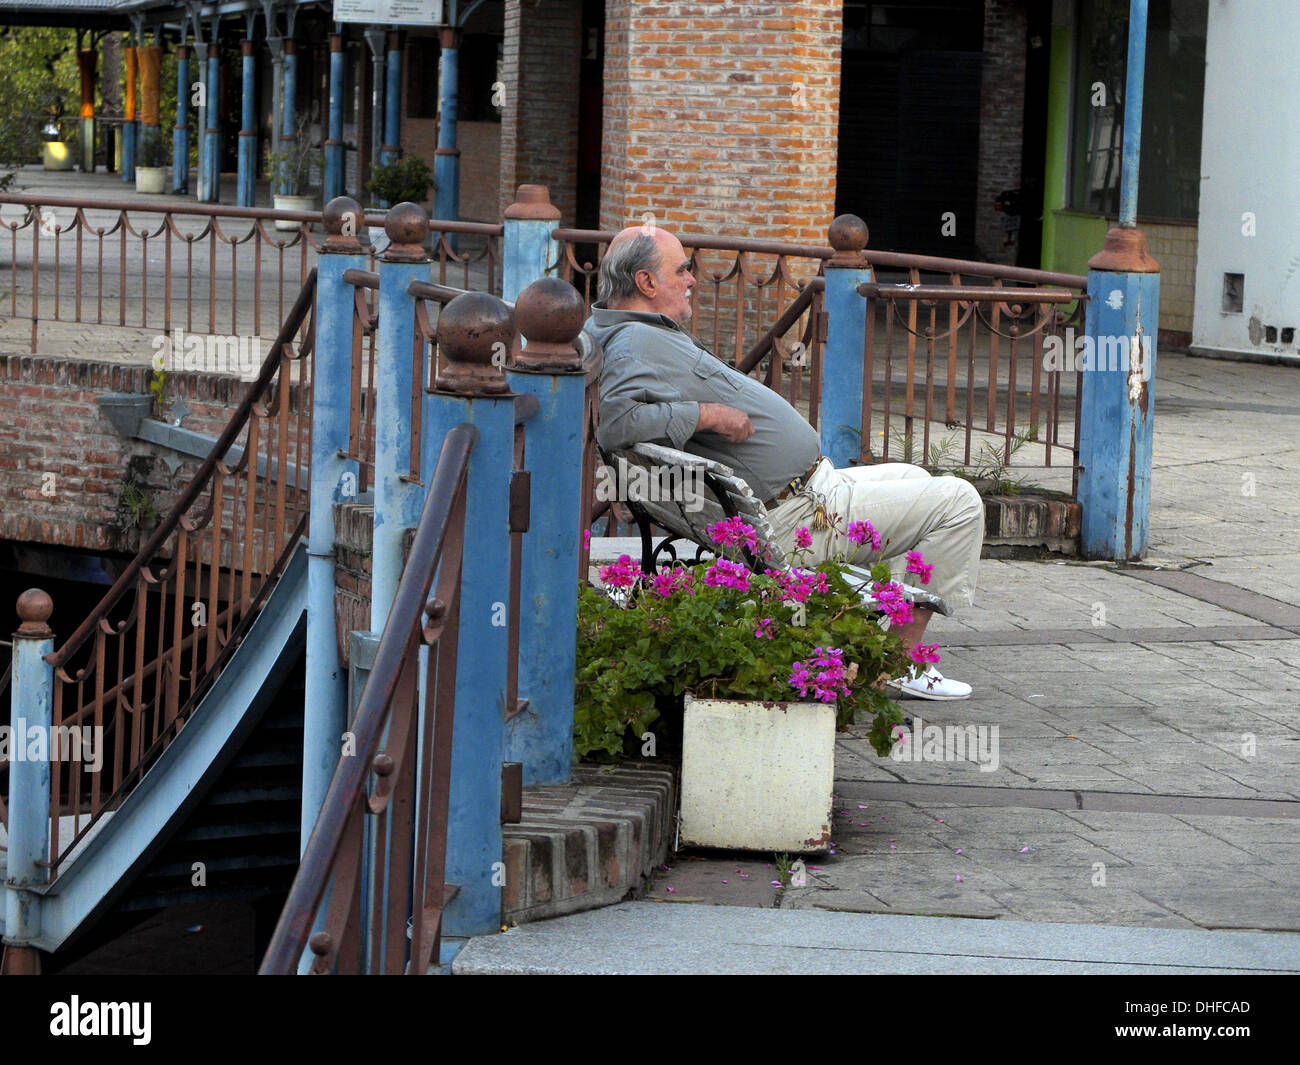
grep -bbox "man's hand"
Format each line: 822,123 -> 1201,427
697,402 -> 754,442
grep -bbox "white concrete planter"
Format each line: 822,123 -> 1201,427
135,166 -> 167,194
273,193 -> 316,231
679,693 -> 835,853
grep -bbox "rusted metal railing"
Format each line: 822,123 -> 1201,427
0,193 -> 502,354
39,271 -> 317,875
858,272 -> 1087,494
260,422 -> 476,975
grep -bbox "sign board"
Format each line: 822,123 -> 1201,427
333,0 -> 444,26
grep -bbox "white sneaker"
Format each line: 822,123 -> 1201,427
888,666 -> 972,701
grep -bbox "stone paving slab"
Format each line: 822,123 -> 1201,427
453,901 -> 1300,974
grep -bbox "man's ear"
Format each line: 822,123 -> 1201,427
635,267 -> 658,301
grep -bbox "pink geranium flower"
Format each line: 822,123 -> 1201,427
909,642 -> 941,665
794,526 -> 813,549
905,550 -> 934,585
846,520 -> 882,551
599,554 -> 642,588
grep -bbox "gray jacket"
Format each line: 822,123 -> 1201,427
584,303 -> 820,502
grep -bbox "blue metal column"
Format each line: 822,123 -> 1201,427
122,39 -> 137,182
3,591 -> 55,973
820,214 -> 873,468
1078,0 -> 1161,560
203,20 -> 221,202
193,40 -> 208,200
237,35 -> 256,206
419,292 -> 517,954
371,205 -> 431,625
302,197 -> 366,845
279,37 -> 298,194
502,185 -> 560,302
382,30 -> 402,167
504,279 -> 593,784
173,41 -> 190,193
324,30 -> 346,201
433,28 -> 460,223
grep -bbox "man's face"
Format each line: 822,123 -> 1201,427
643,231 -> 695,326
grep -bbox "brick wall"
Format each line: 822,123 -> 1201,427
975,0 -> 1028,264
1143,221 -> 1197,341
0,357 -> 244,553
499,0 -> 583,223
598,1 -> 843,245
460,121 -> 503,222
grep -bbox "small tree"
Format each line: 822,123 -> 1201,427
266,114 -> 315,196
367,154 -> 435,206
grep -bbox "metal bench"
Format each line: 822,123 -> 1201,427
599,441 -> 950,615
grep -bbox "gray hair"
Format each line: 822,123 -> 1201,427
597,233 -> 661,305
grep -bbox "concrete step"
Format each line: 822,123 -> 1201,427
456,900 -> 1300,975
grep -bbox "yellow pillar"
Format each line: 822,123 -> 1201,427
124,45 -> 137,122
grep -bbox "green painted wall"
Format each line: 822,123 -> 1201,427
1040,20 -> 1112,275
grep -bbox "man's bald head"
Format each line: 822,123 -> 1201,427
597,224 -> 695,325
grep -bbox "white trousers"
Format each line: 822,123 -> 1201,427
765,459 -> 984,611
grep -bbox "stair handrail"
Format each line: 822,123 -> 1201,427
260,422 -> 478,975
35,271 -> 318,874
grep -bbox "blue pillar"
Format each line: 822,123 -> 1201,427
1077,0 -> 1160,561
302,197 -> 366,845
203,24 -> 221,202
420,292 -> 517,952
280,38 -> 298,194
502,185 -> 560,302
370,206 -> 430,625
194,41 -> 208,201
237,37 -> 256,206
382,30 -> 402,167
433,28 -> 460,223
820,214 -> 872,467
4,591 -> 55,970
173,42 -> 190,193
122,40 -> 137,182
504,279 -> 592,784
325,31 -> 346,202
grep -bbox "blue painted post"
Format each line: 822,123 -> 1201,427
433,28 -> 461,225
502,185 -> 560,303
173,43 -> 190,193
420,292 -> 517,953
370,205 -> 431,626
302,197 -> 366,845
3,590 -> 55,973
324,31 -> 346,202
193,40 -> 208,201
504,279 -> 593,784
1077,0 -> 1161,560
280,38 -> 298,195
383,30 -> 402,168
203,25 -> 221,202
122,41 -> 137,182
237,37 -> 256,206
819,214 -> 873,467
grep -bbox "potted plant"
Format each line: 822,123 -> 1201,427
135,128 -> 170,194
365,155 -> 436,251
577,516 -> 935,851
266,115 -> 317,230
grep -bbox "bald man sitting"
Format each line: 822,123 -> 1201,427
584,224 -> 984,700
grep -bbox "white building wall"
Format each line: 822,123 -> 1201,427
1192,0 -> 1300,364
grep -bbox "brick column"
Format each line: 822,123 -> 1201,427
499,0 -> 582,225
975,0 -> 1028,264
597,1 -> 842,244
